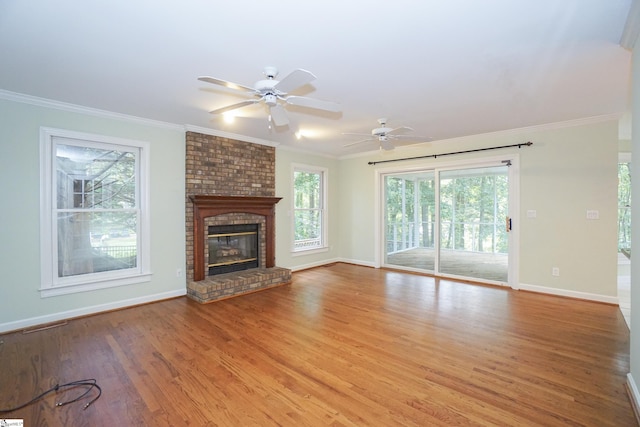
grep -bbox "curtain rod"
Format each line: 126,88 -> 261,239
367,141 -> 533,165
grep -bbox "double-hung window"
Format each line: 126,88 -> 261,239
40,128 -> 150,297
292,164 -> 328,253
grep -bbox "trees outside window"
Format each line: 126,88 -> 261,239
618,161 -> 631,253
292,165 -> 327,252
385,173 -> 436,253
439,170 -> 508,254
385,167 -> 508,255
40,128 -> 150,296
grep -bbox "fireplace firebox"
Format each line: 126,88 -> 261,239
208,224 -> 259,275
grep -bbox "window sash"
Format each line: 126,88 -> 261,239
292,165 -> 327,253
40,128 -> 151,296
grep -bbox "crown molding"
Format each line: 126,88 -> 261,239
0,89 -> 184,131
336,113 -> 624,161
275,142 -> 338,159
1,89 -> 625,160
481,113 -> 624,136
0,88 -> 322,154
183,124 -> 280,148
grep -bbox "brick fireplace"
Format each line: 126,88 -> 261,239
185,131 -> 291,303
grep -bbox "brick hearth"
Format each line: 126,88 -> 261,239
187,267 -> 291,304
185,131 -> 291,303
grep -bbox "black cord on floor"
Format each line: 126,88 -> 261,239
0,378 -> 101,413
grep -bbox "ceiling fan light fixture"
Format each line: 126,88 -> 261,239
264,94 -> 277,106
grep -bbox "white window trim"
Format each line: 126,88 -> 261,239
291,163 -> 329,254
39,127 -> 151,297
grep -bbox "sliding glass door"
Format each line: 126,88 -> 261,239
384,172 -> 436,271
438,165 -> 508,282
383,162 -> 511,285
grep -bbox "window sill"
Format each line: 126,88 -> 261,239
40,272 -> 152,298
291,247 -> 329,257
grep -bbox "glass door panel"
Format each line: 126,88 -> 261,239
384,171 -> 436,271
438,166 -> 509,282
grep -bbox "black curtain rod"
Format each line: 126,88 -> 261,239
367,141 -> 533,165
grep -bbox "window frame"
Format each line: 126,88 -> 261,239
291,163 -> 328,255
39,127 -> 151,297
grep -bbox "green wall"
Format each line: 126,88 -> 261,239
0,97 -> 186,332
337,120 -> 619,299
274,148 -> 341,270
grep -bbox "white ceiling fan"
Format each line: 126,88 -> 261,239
198,66 -> 340,127
343,118 -> 432,150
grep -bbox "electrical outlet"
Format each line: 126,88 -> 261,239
586,210 -> 599,220
176,268 -> 183,278
552,267 -> 560,277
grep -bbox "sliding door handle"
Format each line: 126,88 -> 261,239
506,216 -> 512,232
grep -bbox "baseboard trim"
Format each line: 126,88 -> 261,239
334,258 -> 376,268
290,261 -> 619,305
289,258 -> 341,272
627,373 -> 640,424
0,289 -> 186,334
518,283 -> 618,305
2,269 -> 621,333
289,257 -> 376,272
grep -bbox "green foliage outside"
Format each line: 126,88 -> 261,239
386,167 -> 509,254
294,170 -> 322,244
619,162 -> 631,252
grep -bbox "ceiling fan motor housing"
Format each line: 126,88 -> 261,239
372,127 -> 392,136
263,66 -> 278,79
255,79 -> 282,106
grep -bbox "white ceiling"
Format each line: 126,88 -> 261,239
0,1 -> 633,157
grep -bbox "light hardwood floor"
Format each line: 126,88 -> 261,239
0,263 -> 635,426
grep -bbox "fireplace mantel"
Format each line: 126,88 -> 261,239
190,195 -> 282,281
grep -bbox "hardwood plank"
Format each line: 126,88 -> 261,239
0,263 -> 635,426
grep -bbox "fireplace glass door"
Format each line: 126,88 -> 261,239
208,224 -> 259,275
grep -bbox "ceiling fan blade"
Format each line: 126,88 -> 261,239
387,126 -> 414,135
274,69 -> 316,93
343,138 -> 374,148
209,99 -> 259,114
286,96 -> 341,112
198,76 -> 255,93
269,104 -> 289,126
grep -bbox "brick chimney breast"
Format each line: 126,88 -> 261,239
184,132 -> 290,303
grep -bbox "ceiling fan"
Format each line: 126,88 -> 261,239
343,118 -> 432,150
198,66 -> 340,127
